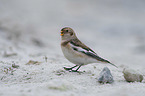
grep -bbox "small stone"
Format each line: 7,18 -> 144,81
98,67 -> 114,84
26,60 -> 41,65
123,68 -> 143,82
12,64 -> 19,68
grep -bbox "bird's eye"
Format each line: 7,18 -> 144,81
66,30 -> 68,32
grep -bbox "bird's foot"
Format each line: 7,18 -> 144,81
63,67 -> 83,73
63,67 -> 81,73
63,65 -> 78,71
63,65 -> 82,73
63,67 -> 72,71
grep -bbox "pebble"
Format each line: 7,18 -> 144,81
123,68 -> 143,82
12,64 -> 19,68
98,67 -> 114,84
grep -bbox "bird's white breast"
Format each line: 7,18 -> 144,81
61,43 -> 98,65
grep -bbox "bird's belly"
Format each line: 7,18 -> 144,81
61,46 -> 97,65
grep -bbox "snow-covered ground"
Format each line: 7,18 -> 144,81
0,0 -> 145,96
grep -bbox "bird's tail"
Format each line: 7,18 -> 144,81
94,55 -> 118,68
109,62 -> 118,68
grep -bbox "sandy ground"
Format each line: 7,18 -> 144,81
0,0 -> 145,96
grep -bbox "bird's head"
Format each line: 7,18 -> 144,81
60,27 -> 76,40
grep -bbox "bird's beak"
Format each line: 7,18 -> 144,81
61,31 -> 64,36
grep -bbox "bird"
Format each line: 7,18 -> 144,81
60,27 -> 117,72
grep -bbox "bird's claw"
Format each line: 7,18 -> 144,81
63,67 -> 72,71
63,67 -> 80,73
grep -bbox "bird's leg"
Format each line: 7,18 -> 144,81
63,65 -> 78,71
71,65 -> 82,72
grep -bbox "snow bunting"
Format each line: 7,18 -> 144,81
61,27 -> 117,72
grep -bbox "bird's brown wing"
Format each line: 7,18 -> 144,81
70,39 -> 118,68
70,38 -> 97,55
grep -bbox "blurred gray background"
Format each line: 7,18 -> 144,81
0,0 -> 145,68
1,0 -> 145,34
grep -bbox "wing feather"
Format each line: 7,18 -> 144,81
69,39 -> 118,68
70,40 -> 108,62
70,39 -> 97,55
